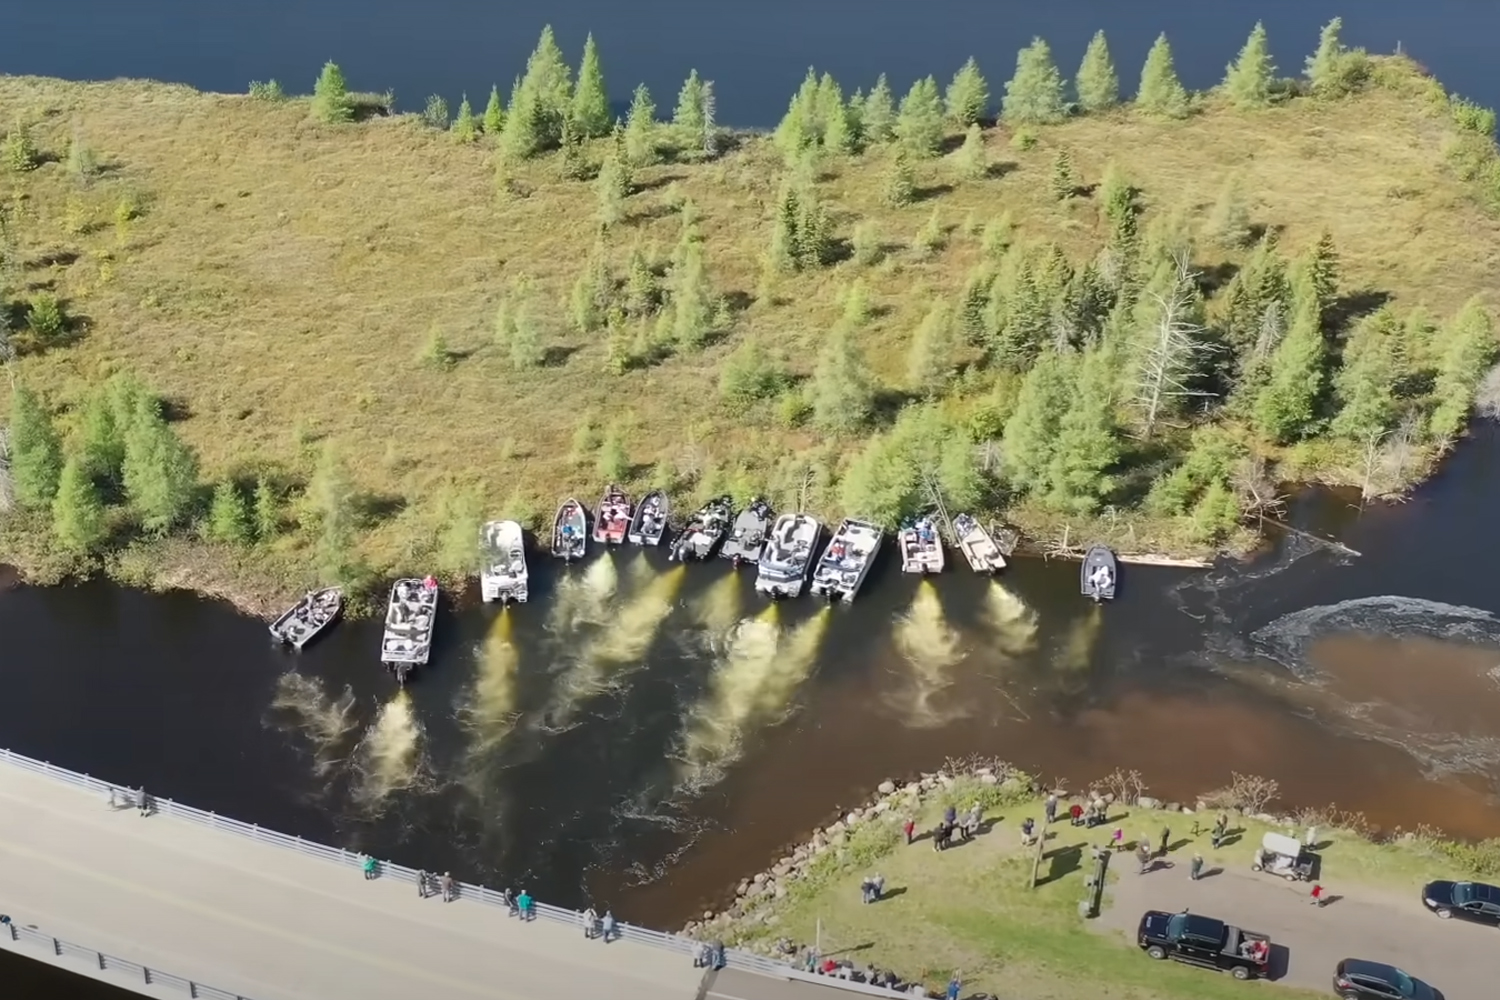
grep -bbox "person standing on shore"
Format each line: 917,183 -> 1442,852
1044,793 -> 1058,825
947,972 -> 962,1000
1211,813 -> 1229,849
903,816 -> 916,845
1159,825 -> 1171,858
518,888 -> 534,920
1135,842 -> 1153,875
1189,854 -> 1204,880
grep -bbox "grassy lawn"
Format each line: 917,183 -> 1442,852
723,783 -> 1484,999
1,52 -> 1498,606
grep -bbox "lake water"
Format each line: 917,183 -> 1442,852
3,2 -> 1500,994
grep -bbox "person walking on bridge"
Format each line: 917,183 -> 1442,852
440,872 -> 455,902
137,789 -> 152,817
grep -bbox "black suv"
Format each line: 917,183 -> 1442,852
1333,959 -> 1436,1000
1421,879 -> 1500,924
1137,910 -> 1270,981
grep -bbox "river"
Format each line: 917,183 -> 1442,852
5,3 -> 1500,996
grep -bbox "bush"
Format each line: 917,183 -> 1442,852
1433,837 -> 1500,879
1010,127 -> 1038,151
26,293 -> 65,341
1449,96 -> 1497,137
421,94 -> 450,130
248,80 -> 286,102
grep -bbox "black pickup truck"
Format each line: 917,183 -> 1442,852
1137,910 -> 1271,981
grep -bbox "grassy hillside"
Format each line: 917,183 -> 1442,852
2,26 -> 1499,610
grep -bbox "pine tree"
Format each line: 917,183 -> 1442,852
308,445 -> 357,584
51,455 -> 106,554
767,183 -> 800,273
793,190 -> 834,268
1306,18 -> 1347,97
945,57 -> 990,126
624,247 -> 660,314
252,476 -> 280,541
596,426 -> 629,481
1330,308 -> 1398,441
913,208 -> 946,256
1297,229 -> 1340,320
595,148 -> 629,227
841,279 -> 872,326
673,70 -> 707,141
1074,31 -> 1120,112
482,85 -> 505,134
883,146 -> 916,206
1203,173 -> 1252,247
774,71 -> 819,157
980,213 -> 1013,259
570,244 -> 613,333
907,301 -> 956,397
894,77 -> 945,157
604,314 -> 632,375
862,75 -> 897,144
1136,34 -> 1190,118
311,61 -> 354,123
121,396 -> 200,533
572,33 -> 611,137
501,87 -> 543,159
1001,351 -> 1073,494
451,94 -> 478,142
206,480 -> 251,544
509,292 -> 544,369
954,123 -> 987,179
623,84 -> 658,165
1223,22 -> 1276,109
1429,297 -> 1499,440
671,241 -> 715,352
1044,347 -> 1120,513
520,25 -> 573,147
77,392 -> 122,480
1002,38 -> 1066,124
1051,147 -> 1076,200
9,385 -> 62,508
823,93 -> 858,154
811,324 -> 875,434
1252,286 -> 1325,443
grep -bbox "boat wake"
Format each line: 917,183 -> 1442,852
675,571 -> 745,658
265,672 -> 358,781
545,553 -> 620,637
982,581 -> 1040,657
459,609 -> 522,759
1250,596 -> 1500,678
349,690 -> 434,814
892,581 -> 967,727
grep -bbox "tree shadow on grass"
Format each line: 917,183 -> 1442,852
355,493 -> 406,526
912,182 -> 956,203
1328,288 -> 1392,330
870,387 -> 918,427
541,345 -> 580,368
634,172 -> 687,193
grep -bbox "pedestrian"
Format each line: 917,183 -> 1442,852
943,804 -> 957,827
903,816 -> 916,845
1159,826 -> 1171,858
871,874 -> 884,902
1020,817 -> 1036,846
1309,883 -> 1325,907
107,786 -> 117,809
501,887 -> 517,916
362,855 -> 377,880
1069,803 -> 1084,827
601,910 -> 616,942
947,972 -> 962,1000
137,790 -> 152,817
1135,842 -> 1152,875
1044,793 -> 1058,825
1111,827 -> 1124,852
417,870 -> 429,898
583,906 -> 597,938
518,888 -> 534,920
1211,812 -> 1228,849
440,871 -> 455,902
1189,854 -> 1204,880
695,941 -> 713,968
1304,824 -> 1319,848
713,939 -> 727,971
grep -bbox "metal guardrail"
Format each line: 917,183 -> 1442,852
1,917 -> 252,999
0,748 -> 918,996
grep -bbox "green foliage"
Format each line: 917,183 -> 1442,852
840,405 -> 983,526
595,147 -> 630,227
206,481 -> 251,544
1042,347 -> 1120,514
883,146 -> 916,206
3,120 -> 38,171
66,137 -> 100,180
1002,351 -> 1073,494
1074,31 -> 1120,112
894,76 -> 945,157
596,425 -> 629,481
811,323 -> 875,435
670,239 -> 716,352
1137,34 -> 1190,118
508,292 -> 544,370
1188,480 -> 1242,544
624,247 -> 660,315
1428,297 -> 1498,440
980,214 -> 1013,259
248,80 -> 286,102
1449,96 -> 1497,137
26,291 -> 65,342
1002,38 -> 1066,125
1146,427 -> 1245,516
719,339 -> 788,412
572,34 -> 612,137
862,75 -> 897,144
121,395 -> 201,534
482,85 -> 505,134
311,61 -> 354,124
1252,288 -> 1325,443
907,301 -> 957,397
841,279 -> 872,327
9,385 -> 62,508
422,94 -> 451,130
307,445 -> 357,585
252,477 -> 280,541
1009,127 -> 1038,151
1330,308 -> 1399,441
673,69 -> 707,139
450,95 -> 478,142
954,123 -> 987,180
519,25 -> 574,149
1305,17 -> 1367,98
51,455 -> 106,554
1296,229 -> 1340,319
570,244 -> 613,334
1223,22 -> 1276,109
1050,148 -> 1076,200
913,208 -> 946,256
433,483 -> 483,579
1202,173 -> 1252,248
945,57 -> 990,126
418,327 -> 453,369
623,84 -> 658,166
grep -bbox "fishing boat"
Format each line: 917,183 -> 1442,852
809,518 -> 884,603
898,516 -> 945,575
479,520 -> 528,604
593,485 -> 632,545
954,513 -> 1006,574
721,497 -> 772,567
754,512 -> 820,599
628,490 -> 669,546
552,498 -> 587,561
268,588 -> 343,649
669,495 -> 735,562
1081,545 -> 1118,603
381,576 -> 438,684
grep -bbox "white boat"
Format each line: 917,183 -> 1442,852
670,495 -> 734,562
808,518 -> 884,603
954,513 -> 1006,574
721,497 -> 772,566
1081,545 -> 1118,603
754,512 -> 820,599
268,588 -> 343,649
628,490 -> 669,546
552,498 -> 587,561
479,520 -> 528,604
381,576 -> 438,684
898,517 -> 945,575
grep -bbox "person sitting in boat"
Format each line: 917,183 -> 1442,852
1091,565 -> 1112,591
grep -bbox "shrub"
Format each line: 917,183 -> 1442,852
1010,127 -> 1039,151
248,80 -> 286,102
1449,96 -> 1497,137
421,94 -> 450,130
26,293 -> 65,341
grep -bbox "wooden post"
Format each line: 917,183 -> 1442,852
1028,825 -> 1047,889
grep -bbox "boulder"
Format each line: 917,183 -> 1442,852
753,872 -> 767,886
773,885 -> 787,899
736,881 -> 750,897
1180,805 -> 1194,814
878,779 -> 897,795
846,811 -> 861,826
1137,796 -> 1160,810
703,910 -> 715,920
980,772 -> 999,785
872,800 -> 891,815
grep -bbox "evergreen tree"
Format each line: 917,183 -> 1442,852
121,396 -> 200,533
570,243 -> 613,333
206,480 -> 251,544
894,76 -> 945,157
1330,308 -> 1399,441
811,324 -> 875,434
572,33 -> 611,137
77,391 -> 122,480
307,445 -> 357,584
862,75 -> 897,143
501,86 -> 543,159
1252,286 -> 1325,443
841,279 -> 872,327
509,292 -> 544,369
51,455 -> 106,554
1223,22 -> 1276,109
520,25 -> 573,147
252,476 -> 280,541
1001,351 -> 1073,494
1429,297 -> 1499,440
774,71 -> 820,156
883,146 -> 916,206
624,247 -> 660,314
596,427 -> 630,481
719,338 -> 786,411
1306,18 -> 1347,97
1202,173 -> 1252,247
450,94 -> 478,143
604,314 -> 633,375
311,61 -> 354,123
980,213 -> 1013,259
1002,38 -> 1066,124
673,70 -> 707,140
422,94 -> 451,130
954,123 -> 987,179
482,85 -> 505,134
793,190 -> 834,268
623,84 -> 658,165
767,183 -> 800,273
907,301 -> 957,397
595,148 -> 629,227
1051,147 -> 1076,200
1297,229 -> 1340,320
9,384 -> 62,508
945,57 -> 990,126
1044,347 -> 1120,513
671,241 -> 715,352
1074,30 -> 1120,112
823,93 -> 858,154
1136,34 -> 1190,118
955,265 -> 992,344
1188,480 -> 1242,544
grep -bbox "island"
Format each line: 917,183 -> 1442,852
1,17 -> 1497,612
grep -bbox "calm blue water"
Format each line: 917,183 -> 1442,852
4,2 -> 1494,126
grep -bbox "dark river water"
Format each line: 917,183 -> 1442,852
5,3 -> 1500,996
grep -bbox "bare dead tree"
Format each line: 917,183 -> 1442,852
1094,767 -> 1148,805
1231,453 -> 1287,522
1132,251 -> 1218,439
1358,428 -> 1384,503
1201,772 -> 1280,814
973,438 -> 1002,476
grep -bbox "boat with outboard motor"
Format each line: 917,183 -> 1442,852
1081,545 -> 1118,602
594,485 -> 632,545
809,518 -> 884,603
479,520 -> 528,604
754,512 -> 820,598
721,497 -> 772,567
269,588 -> 343,648
670,495 -> 734,561
552,498 -> 588,561
954,513 -> 1006,574
898,516 -> 945,574
381,576 -> 438,684
628,490 -> 669,546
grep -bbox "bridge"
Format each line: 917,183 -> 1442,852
0,750 -> 896,1000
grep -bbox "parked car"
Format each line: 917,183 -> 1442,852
1421,879 -> 1500,924
1136,909 -> 1271,981
1333,959 -> 1436,1000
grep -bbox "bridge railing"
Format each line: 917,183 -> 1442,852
2,918 -> 252,999
0,748 -> 915,997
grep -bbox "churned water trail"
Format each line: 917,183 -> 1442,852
461,608 -> 521,757
892,580 -> 966,726
350,690 -> 429,813
687,571 -> 745,655
265,672 -> 358,779
546,553 -> 620,637
982,580 -> 1041,658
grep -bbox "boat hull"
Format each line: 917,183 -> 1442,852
480,579 -> 529,604
627,491 -> 669,546
381,578 -> 438,680
1080,545 -> 1118,602
552,499 -> 588,561
268,588 -> 344,649
808,520 -> 883,604
898,530 -> 945,575
954,515 -> 1006,574
594,486 -> 633,546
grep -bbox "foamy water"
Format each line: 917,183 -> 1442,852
267,672 -> 357,778
350,690 -> 428,811
893,581 -> 967,726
